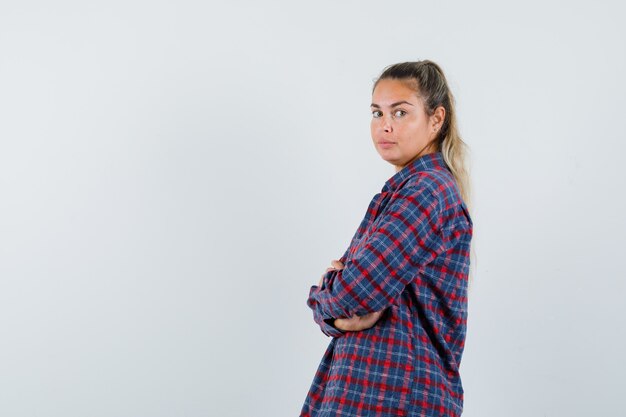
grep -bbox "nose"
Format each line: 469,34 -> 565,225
381,115 -> 393,133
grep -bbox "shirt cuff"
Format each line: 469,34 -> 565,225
308,285 -> 345,338
321,317 -> 346,338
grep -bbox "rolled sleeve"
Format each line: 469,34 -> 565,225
307,284 -> 346,338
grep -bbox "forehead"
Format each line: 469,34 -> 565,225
371,78 -> 421,106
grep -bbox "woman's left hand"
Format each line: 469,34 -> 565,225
317,259 -> 344,287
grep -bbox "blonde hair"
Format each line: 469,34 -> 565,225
373,60 -> 477,285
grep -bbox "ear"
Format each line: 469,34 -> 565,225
431,106 -> 446,131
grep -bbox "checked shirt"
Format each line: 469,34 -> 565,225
301,151 -> 473,417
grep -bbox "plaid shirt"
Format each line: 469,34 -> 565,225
301,151 -> 473,417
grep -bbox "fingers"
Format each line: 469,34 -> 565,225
317,259 -> 345,287
333,318 -> 348,331
334,317 -> 356,332
334,309 -> 385,332
353,310 -> 385,330
331,259 -> 345,270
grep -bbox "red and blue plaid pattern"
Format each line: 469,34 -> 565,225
302,151 -> 473,417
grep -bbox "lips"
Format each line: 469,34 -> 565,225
378,141 -> 396,149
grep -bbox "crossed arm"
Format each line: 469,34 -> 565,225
317,260 -> 384,332
307,185 -> 445,338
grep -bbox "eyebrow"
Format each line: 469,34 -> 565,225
370,100 -> 414,108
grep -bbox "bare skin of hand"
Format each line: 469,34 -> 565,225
317,259 -> 385,332
334,310 -> 384,332
317,259 -> 345,287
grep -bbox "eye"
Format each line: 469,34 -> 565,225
394,109 -> 406,118
372,110 -> 382,118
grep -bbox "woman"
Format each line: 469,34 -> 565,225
301,60 -> 474,417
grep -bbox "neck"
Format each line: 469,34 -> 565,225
394,142 -> 437,172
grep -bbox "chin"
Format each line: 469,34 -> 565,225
378,154 -> 398,165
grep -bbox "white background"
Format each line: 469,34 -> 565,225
1,1 -> 625,416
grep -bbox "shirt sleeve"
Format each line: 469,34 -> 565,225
307,185 -> 446,325
305,245 -> 353,337
307,285 -> 347,337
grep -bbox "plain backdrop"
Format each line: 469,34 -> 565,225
1,1 -> 625,416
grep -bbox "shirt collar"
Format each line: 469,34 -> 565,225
381,151 -> 449,193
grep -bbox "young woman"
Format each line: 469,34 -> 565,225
302,60 -> 474,417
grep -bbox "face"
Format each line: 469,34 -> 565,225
370,78 -> 444,172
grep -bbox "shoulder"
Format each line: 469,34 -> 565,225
389,174 -> 445,224
402,169 -> 453,201
401,168 -> 466,217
